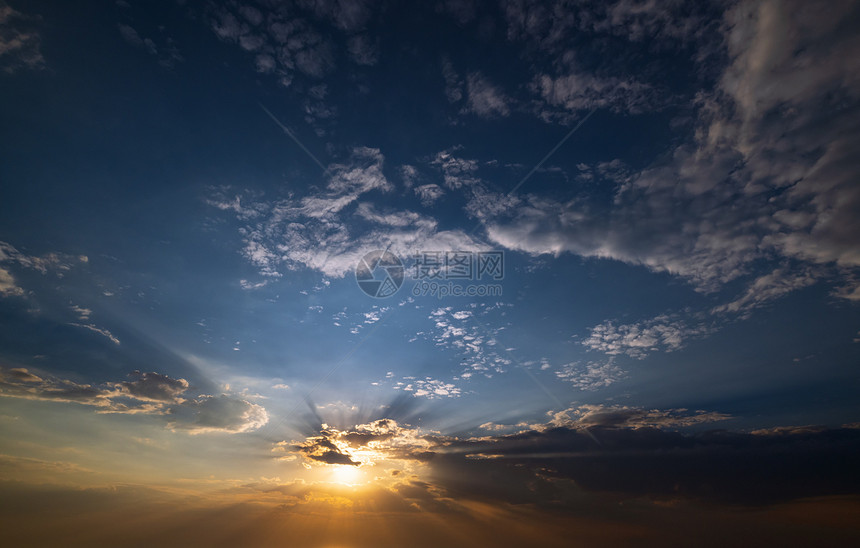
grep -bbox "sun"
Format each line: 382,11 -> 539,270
329,464 -> 363,485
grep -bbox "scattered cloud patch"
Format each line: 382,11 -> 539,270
555,359 -> 624,391
582,314 -> 713,359
414,184 -> 445,206
0,1 -> 45,72
463,72 -> 511,117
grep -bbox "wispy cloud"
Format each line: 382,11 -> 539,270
117,23 -> 183,68
68,323 -> 121,345
0,1 -> 44,72
464,72 -> 511,117
0,241 -> 88,298
209,148 -> 487,280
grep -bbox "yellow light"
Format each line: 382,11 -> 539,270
330,464 -> 362,485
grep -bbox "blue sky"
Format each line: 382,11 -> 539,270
2,1 -> 860,546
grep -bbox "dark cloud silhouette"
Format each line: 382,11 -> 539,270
419,423 -> 860,506
291,435 -> 360,466
119,370 -> 189,402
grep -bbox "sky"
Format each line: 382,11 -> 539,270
1,0 -> 860,546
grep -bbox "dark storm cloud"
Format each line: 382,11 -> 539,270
419,422 -> 860,506
278,403 -> 860,506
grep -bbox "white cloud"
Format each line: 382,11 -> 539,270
483,0 -> 860,305
393,376 -> 462,399
431,149 -> 480,189
211,148 -> 487,280
555,359 -> 624,391
582,315 -> 713,359
69,323 -> 120,345
712,267 -> 818,316
70,305 -> 91,321
0,267 -> 22,296
167,394 -> 268,434
414,184 -> 445,206
400,165 -> 418,188
425,304 -> 510,376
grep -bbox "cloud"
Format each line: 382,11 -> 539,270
479,0 -> 860,311
0,241 -> 88,279
119,371 -> 190,402
208,0 -> 379,90
302,0 -> 374,32
394,377 -> 462,399
211,148 -> 487,280
441,57 -> 463,103
531,71 -> 655,117
0,241 -> 91,307
277,406 -> 860,508
582,314 -> 713,359
166,394 -> 268,434
413,184 -> 445,206
463,72 -> 511,117
68,323 -> 121,345
555,359 -> 624,390
400,164 -> 418,188
117,23 -> 183,68
430,148 -> 481,189
429,420 -> 860,505
290,435 -> 361,466
347,34 -> 378,65
0,367 -> 266,434
436,0 -> 478,25
712,267 -> 818,316
0,366 -> 118,409
502,0 -> 720,49
421,304 -> 511,377
0,1 -> 44,72
0,267 -> 21,296
546,403 -> 731,429
281,418 -> 432,468
210,5 -> 334,81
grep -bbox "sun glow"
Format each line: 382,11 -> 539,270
329,464 -> 364,485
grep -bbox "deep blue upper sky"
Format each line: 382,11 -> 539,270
2,0 -> 860,443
